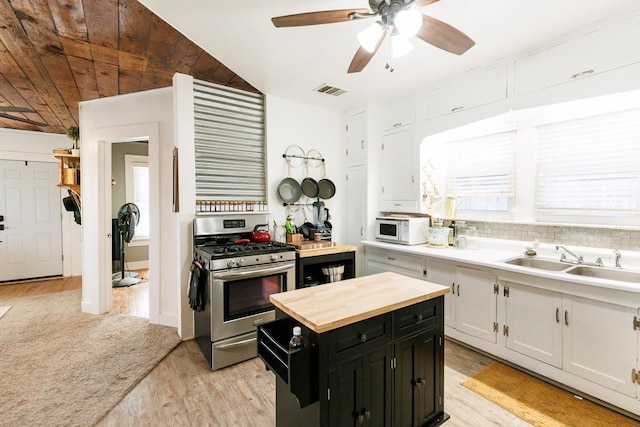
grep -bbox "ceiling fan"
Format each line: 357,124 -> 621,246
0,106 -> 48,127
272,0 -> 475,73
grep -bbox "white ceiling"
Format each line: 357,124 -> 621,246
139,0 -> 639,111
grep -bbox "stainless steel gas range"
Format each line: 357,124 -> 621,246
192,214 -> 296,370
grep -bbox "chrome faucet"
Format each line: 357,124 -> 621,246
556,245 -> 583,264
614,249 -> 622,268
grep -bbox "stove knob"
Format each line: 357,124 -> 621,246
227,259 -> 236,268
270,254 -> 279,262
238,258 -> 245,266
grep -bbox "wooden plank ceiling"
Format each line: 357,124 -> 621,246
0,0 -> 258,134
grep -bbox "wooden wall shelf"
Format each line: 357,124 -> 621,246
54,151 -> 81,195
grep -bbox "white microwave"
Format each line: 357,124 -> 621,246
375,217 -> 431,245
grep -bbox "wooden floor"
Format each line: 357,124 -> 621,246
3,278 -> 634,426
0,270 -> 149,318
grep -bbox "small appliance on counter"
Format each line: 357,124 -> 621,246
375,214 -> 431,245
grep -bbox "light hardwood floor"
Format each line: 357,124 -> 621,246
3,277 -> 635,426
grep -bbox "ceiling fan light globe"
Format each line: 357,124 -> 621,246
395,8 -> 422,38
357,21 -> 384,52
391,35 -> 414,58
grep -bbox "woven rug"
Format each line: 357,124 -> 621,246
461,362 -> 640,427
0,290 -> 181,427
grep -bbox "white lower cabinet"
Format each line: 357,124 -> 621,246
454,267 -> 497,344
504,281 -> 639,398
562,295 -> 638,397
424,259 -> 455,328
364,246 -> 424,280
504,282 -> 563,368
364,244 -> 640,414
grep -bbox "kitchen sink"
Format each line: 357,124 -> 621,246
565,266 -> 640,283
503,256 -> 572,271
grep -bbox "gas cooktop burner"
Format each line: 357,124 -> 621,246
196,240 -> 294,257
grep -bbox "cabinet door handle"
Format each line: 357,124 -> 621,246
359,333 -> 367,342
363,409 -> 371,420
556,308 -> 559,323
564,310 -> 569,326
571,69 -> 594,79
412,378 -> 425,389
387,257 -> 396,261
357,413 -> 365,424
457,284 -> 460,296
451,283 -> 455,294
361,140 -> 364,149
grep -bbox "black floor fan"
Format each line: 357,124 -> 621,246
112,202 -> 141,287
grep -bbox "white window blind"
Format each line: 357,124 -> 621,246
194,79 -> 266,201
535,108 -> 640,224
446,130 -> 517,200
124,154 -> 149,242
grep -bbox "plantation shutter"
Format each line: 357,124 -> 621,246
132,165 -> 150,237
446,130 -> 517,197
193,80 -> 266,201
535,108 -> 640,223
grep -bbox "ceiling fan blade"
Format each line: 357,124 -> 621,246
0,106 -> 35,113
415,14 -> 475,55
414,0 -> 440,6
0,112 -> 48,127
348,27 -> 387,73
272,9 -> 370,27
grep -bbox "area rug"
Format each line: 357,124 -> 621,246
461,362 -> 640,427
0,306 -> 11,319
0,290 -> 181,427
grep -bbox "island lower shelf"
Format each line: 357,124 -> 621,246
257,272 -> 450,427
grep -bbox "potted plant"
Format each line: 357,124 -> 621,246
66,126 -> 80,156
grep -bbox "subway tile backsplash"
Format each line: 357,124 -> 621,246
466,222 -> 640,251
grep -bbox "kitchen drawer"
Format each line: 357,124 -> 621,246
366,247 -> 424,276
393,299 -> 440,339
257,318 -> 319,407
329,313 -> 390,364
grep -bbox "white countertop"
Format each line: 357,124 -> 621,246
363,238 -> 640,295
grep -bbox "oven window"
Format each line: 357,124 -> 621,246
224,273 -> 284,321
379,222 -> 397,237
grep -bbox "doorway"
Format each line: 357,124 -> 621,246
110,141 -> 150,318
0,160 -> 62,282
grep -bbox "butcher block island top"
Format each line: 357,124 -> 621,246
270,271 -> 449,333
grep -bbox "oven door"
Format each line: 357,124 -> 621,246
211,261 -> 295,341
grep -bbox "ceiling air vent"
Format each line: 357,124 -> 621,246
314,84 -> 348,97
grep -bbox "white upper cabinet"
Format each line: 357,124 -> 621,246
381,97 -> 416,132
514,16 -> 640,96
379,127 -> 420,212
346,111 -> 367,167
419,64 -> 509,121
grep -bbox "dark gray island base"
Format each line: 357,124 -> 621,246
257,272 -> 449,427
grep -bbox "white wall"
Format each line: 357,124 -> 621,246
265,96 -> 346,241
79,88 -> 177,330
0,128 -> 82,276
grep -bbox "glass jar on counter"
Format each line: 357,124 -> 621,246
466,226 -> 478,250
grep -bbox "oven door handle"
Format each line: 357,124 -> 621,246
213,262 -> 295,281
216,337 -> 256,349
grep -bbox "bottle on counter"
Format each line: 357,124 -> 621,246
289,326 -> 305,350
448,221 -> 455,246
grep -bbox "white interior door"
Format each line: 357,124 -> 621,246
0,160 -> 62,281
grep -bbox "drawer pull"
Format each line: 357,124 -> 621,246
412,377 -> 425,389
359,333 -> 367,342
415,314 -> 423,323
387,257 -> 396,261
451,106 -> 464,113
571,69 -> 594,79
